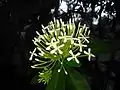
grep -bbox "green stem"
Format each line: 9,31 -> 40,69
49,61 -> 57,70
77,55 -> 87,57
32,61 -> 54,69
33,60 -> 52,67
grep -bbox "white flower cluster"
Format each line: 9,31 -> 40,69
29,18 -> 95,84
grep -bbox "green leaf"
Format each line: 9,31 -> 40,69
46,65 -> 66,90
62,40 -> 71,58
66,68 -> 91,90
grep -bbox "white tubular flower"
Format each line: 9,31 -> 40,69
79,33 -> 89,43
48,21 -> 60,36
83,24 -> 86,30
87,30 -> 90,36
60,33 -> 74,44
50,44 -> 64,54
84,48 -> 95,61
74,39 -> 87,52
58,62 -> 68,75
37,47 -> 44,56
67,50 -> 81,64
35,58 -> 40,61
58,35 -> 71,43
31,66 -> 36,68
34,37 -> 41,43
53,18 -> 60,28
84,27 -> 89,35
36,31 -> 46,41
59,32 -> 74,44
29,48 -> 37,60
49,28 -> 58,36
46,38 -> 59,50
41,24 -> 46,33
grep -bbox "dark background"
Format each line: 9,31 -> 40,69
0,0 -> 120,90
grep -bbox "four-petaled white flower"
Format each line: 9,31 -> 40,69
50,44 -> 64,54
46,38 -> 59,50
74,38 -> 87,52
37,47 -> 44,56
84,48 -> 95,61
48,21 -> 60,36
59,32 -> 74,44
58,35 -> 73,43
67,50 -> 81,64
58,62 -> 68,75
79,33 -> 89,43
29,48 -> 37,60
50,29 -> 59,36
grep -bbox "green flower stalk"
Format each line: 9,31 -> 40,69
29,18 -> 95,84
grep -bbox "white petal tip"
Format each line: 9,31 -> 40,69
58,69 -> 61,72
67,57 -> 72,61
65,71 -> 68,75
31,66 -> 35,68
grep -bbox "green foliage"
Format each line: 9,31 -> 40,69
46,67 -> 91,90
66,68 -> 91,90
46,65 -> 66,90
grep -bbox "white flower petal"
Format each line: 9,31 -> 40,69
36,31 -> 40,36
35,58 -> 40,61
75,52 -> 81,56
29,55 -> 33,61
64,70 -> 68,75
67,57 -> 73,61
46,46 -> 50,50
31,66 -> 36,68
88,48 -> 91,52
38,53 -> 44,56
58,50 -> 63,54
84,51 -> 88,55
50,49 -> 56,54
91,54 -> 95,57
69,50 -> 73,55
88,56 -> 91,61
75,58 -> 80,64
58,69 -> 61,72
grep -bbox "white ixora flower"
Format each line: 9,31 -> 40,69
59,31 -> 74,44
37,47 -> 44,56
50,44 -> 64,54
58,62 -> 68,75
58,35 -> 72,43
46,37 -> 59,50
67,50 -> 81,64
74,38 -> 87,52
79,33 -> 89,43
48,21 -> 60,36
84,48 -> 95,61
29,48 -> 37,61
